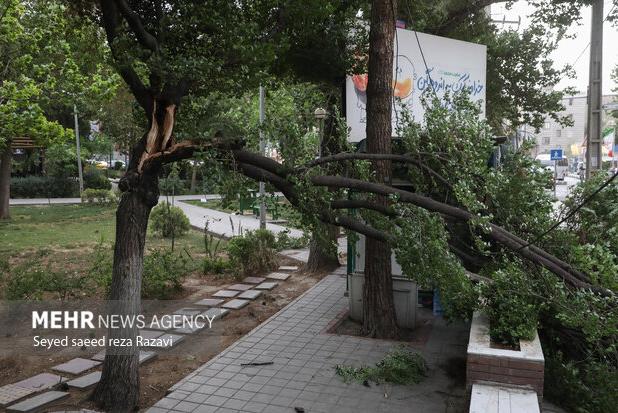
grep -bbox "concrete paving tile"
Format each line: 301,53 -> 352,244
242,277 -> 266,284
278,266 -> 298,271
213,290 -> 240,298
241,401 -> 267,413
193,405 -> 219,413
174,400 -> 199,412
173,308 -> 203,316
91,350 -> 105,362
254,282 -> 278,290
0,384 -> 36,407
52,358 -> 101,375
139,329 -> 164,340
222,398 -> 246,410
266,272 -> 290,281
6,391 -> 69,412
139,350 -> 157,364
174,324 -> 206,334
227,284 -> 253,291
202,308 -> 230,320
66,371 -> 101,389
221,299 -> 250,310
237,290 -> 262,300
195,298 -> 224,307
13,373 -> 67,391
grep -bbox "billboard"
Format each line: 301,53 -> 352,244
346,29 -> 487,142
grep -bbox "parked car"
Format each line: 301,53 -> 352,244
535,154 -> 568,180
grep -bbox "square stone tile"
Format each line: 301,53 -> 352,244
139,329 -> 164,340
66,371 -> 101,389
242,277 -> 266,284
173,322 -> 207,334
52,358 -> 101,375
266,273 -> 290,281
0,384 -> 35,407
278,266 -> 298,271
213,290 -> 240,298
227,284 -> 254,291
6,391 -> 69,412
139,350 -> 157,364
91,350 -> 105,362
237,290 -> 262,300
194,298 -> 224,307
202,308 -> 230,320
222,299 -> 250,310
13,373 -> 67,391
254,282 -> 278,290
173,308 -> 203,316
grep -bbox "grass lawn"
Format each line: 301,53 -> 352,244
0,204 -> 209,255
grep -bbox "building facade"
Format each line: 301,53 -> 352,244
530,94 -> 617,157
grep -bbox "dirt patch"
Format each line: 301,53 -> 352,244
0,256 -> 328,411
328,307 -> 436,347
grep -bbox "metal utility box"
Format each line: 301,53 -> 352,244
348,235 -> 417,329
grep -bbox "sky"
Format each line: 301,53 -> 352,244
491,0 -> 618,95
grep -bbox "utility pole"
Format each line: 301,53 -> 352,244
586,0 -> 603,179
74,104 -> 84,196
258,86 -> 266,230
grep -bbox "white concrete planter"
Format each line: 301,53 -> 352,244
466,311 -> 545,397
347,271 -> 417,329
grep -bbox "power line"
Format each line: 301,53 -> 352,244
568,2 -> 616,68
517,169 -> 618,251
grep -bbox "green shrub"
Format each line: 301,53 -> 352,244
336,346 -> 427,385
81,188 -> 117,204
227,229 -> 277,275
89,244 -> 190,299
149,202 -> 191,238
545,355 -> 618,413
142,249 -> 191,299
202,257 -> 232,275
482,264 -> 539,346
274,229 -> 309,250
4,261 -> 89,301
83,169 -> 111,190
89,240 -> 113,290
10,176 -> 79,198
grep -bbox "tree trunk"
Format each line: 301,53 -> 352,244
91,98 -> 173,411
0,142 -> 12,220
361,0 -> 399,338
307,225 -> 340,272
90,179 -> 156,412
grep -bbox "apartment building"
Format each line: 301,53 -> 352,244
531,94 -> 617,157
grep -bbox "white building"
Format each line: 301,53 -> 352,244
530,94 -> 617,157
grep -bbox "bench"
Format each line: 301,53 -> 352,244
470,383 -> 539,413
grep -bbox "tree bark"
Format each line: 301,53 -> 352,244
361,0 -> 399,338
91,98 -> 173,411
90,182 -> 155,411
307,225 -> 340,272
0,142 -> 12,220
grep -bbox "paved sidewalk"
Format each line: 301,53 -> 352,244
147,268 -> 469,413
172,198 -> 304,240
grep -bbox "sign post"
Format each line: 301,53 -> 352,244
550,149 -> 563,198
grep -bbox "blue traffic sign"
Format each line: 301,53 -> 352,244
550,149 -> 563,160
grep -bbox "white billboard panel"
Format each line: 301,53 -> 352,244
346,29 -> 487,142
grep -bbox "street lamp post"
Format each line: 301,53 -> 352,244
314,107 -> 327,157
74,104 -> 84,196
